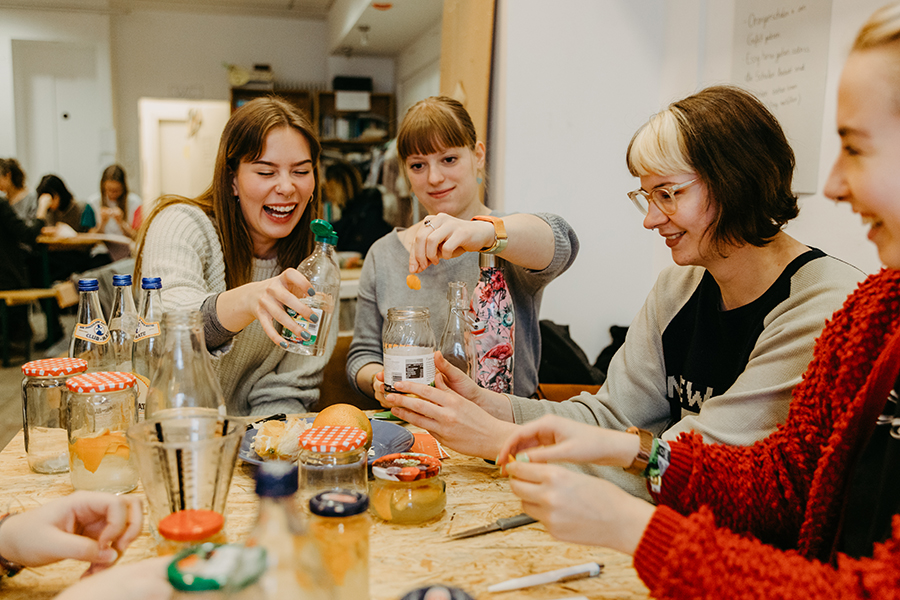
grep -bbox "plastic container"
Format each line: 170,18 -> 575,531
382,307 -> 436,393
298,426 -> 368,507
168,543 -> 265,599
157,509 -> 227,556
369,452 -> 446,524
66,371 -> 139,493
281,219 -> 340,356
69,278 -> 115,372
21,357 -> 88,474
309,490 -> 370,600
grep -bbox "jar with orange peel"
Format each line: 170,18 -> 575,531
369,452 -> 445,524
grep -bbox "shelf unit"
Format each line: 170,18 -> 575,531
229,88 -> 314,122
314,91 -> 394,150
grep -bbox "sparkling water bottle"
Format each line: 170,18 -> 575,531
108,274 -> 138,372
69,278 -> 115,373
132,276 -> 164,420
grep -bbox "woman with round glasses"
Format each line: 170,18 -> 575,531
378,85 -> 863,499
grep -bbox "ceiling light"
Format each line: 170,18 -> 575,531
359,25 -> 370,47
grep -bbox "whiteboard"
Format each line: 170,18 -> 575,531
731,0 -> 832,194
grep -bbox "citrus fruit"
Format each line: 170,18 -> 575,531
313,404 -> 373,449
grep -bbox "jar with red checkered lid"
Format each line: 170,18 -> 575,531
21,357 -> 88,474
297,425 -> 368,507
65,371 -> 139,493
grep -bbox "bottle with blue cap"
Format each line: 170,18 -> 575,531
246,461 -> 334,599
133,276 -> 165,420
279,219 -> 341,356
108,274 -> 138,372
69,278 -> 115,372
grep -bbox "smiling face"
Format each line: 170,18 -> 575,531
640,172 -> 718,268
232,126 -> 315,258
404,142 -> 485,218
825,49 -> 900,269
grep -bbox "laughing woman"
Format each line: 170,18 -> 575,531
135,97 -> 335,416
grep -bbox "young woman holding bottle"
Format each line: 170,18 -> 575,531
347,95 -> 579,401
382,86 -> 864,499
135,97 -> 335,416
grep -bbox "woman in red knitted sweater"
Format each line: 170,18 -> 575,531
497,4 -> 900,598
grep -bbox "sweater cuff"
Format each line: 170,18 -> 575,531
202,293 -> 239,350
633,505 -> 686,591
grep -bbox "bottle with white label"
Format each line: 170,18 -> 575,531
280,219 -> 340,356
69,278 -> 115,373
108,274 -> 138,373
132,276 -> 165,420
382,306 -> 436,393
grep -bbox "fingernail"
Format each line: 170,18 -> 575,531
515,452 -> 530,463
300,330 -> 311,340
307,287 -> 316,297
309,312 -> 319,323
280,341 -> 288,348
97,548 -> 118,563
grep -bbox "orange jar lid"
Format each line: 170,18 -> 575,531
299,425 -> 367,453
158,509 -> 224,542
22,357 -> 88,377
66,371 -> 137,393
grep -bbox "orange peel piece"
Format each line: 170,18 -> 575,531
406,273 -> 421,290
70,429 -> 130,473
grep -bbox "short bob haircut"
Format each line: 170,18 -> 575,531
136,96 -> 321,289
626,85 -> 798,252
0,158 -> 26,190
397,96 -> 478,161
36,174 -> 75,212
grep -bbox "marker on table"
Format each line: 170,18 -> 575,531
487,562 -> 603,592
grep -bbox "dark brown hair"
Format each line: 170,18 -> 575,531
136,96 -> 322,288
0,158 -> 26,190
627,85 -> 798,252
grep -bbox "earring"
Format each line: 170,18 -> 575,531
235,195 -> 240,203
476,176 -> 484,185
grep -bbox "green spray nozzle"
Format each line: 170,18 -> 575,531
310,219 -> 338,245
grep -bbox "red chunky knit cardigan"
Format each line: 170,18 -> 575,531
633,268 -> 900,599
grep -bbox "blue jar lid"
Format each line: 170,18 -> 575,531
77,278 -> 99,292
141,277 -> 162,290
309,489 -> 368,517
112,274 -> 132,286
255,461 -> 298,497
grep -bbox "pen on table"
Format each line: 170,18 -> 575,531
487,561 -> 603,592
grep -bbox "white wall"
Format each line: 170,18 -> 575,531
395,21 -> 442,119
494,0 -> 887,361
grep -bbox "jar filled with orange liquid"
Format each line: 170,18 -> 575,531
369,452 -> 445,524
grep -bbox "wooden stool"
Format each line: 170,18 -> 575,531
0,288 -> 60,367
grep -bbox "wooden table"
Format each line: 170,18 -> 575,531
0,426 -> 650,599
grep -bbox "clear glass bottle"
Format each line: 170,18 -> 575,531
309,490 -> 370,600
246,461 -> 334,600
133,276 -> 165,420
69,278 -> 115,373
382,307 -> 436,393
145,310 -> 226,419
472,254 -> 515,393
280,219 -> 341,356
438,281 -> 476,377
109,274 -> 138,373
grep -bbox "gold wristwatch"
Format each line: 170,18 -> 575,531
471,215 -> 508,254
624,427 -> 654,476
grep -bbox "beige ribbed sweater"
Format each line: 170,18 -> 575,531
141,203 -> 336,416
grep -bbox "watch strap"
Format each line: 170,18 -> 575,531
624,427 -> 654,476
0,513 -> 23,578
471,215 -> 508,254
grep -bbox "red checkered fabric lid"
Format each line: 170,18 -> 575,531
66,371 -> 137,393
299,425 -> 367,453
22,357 -> 88,377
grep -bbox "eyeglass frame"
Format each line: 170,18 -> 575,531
627,177 -> 699,216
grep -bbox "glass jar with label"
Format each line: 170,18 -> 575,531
157,509 -> 227,556
21,357 -> 88,474
66,371 -> 139,493
298,425 -> 368,508
382,307 -> 436,393
309,490 -> 370,600
369,452 -> 446,524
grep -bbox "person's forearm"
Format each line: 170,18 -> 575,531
214,285 -> 257,333
495,213 -> 555,270
356,362 -> 382,398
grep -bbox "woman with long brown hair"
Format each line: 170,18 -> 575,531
135,97 -> 334,416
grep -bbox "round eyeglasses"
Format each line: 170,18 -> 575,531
627,178 -> 699,216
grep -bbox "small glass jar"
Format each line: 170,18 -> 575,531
309,490 -> 370,600
168,543 -> 266,599
66,371 -> 139,493
21,357 -> 88,474
157,509 -> 227,556
298,426 -> 368,508
382,307 -> 436,393
369,452 -> 446,524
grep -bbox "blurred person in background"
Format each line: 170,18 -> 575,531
0,158 -> 38,225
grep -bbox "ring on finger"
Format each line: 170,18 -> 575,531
424,219 -> 436,231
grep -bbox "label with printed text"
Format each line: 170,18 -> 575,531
134,317 -> 161,342
73,319 -> 110,344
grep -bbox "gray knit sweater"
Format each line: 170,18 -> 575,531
141,203 -> 336,416
347,212 -> 579,398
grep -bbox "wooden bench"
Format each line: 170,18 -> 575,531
0,283 -> 74,367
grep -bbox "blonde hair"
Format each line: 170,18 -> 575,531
626,110 -> 694,177
853,3 -> 900,50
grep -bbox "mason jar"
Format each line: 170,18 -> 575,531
21,357 -> 88,474
66,371 -> 139,493
382,307 -> 436,393
298,425 -> 368,509
369,452 -> 446,524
